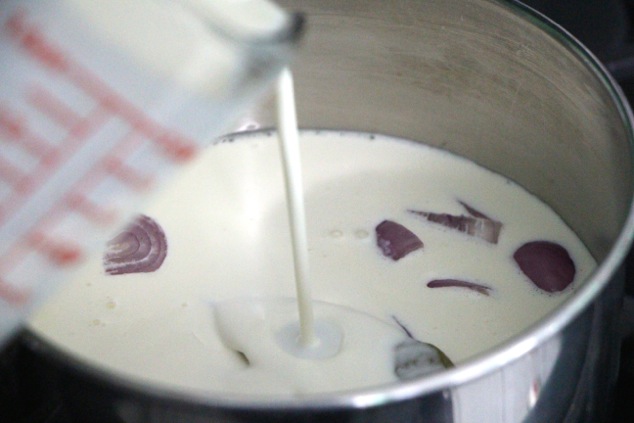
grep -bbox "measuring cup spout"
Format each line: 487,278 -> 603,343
174,0 -> 305,45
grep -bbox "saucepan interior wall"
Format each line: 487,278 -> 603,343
243,0 -> 634,261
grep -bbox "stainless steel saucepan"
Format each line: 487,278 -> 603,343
16,0 -> 634,421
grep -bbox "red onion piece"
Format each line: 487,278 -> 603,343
427,278 -> 492,296
391,315 -> 415,338
458,200 -> 491,220
104,214 -> 167,275
375,220 -> 423,261
408,204 -> 502,244
513,241 -> 575,293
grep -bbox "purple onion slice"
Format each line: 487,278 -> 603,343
458,200 -> 492,220
375,220 -> 423,261
427,278 -> 492,296
104,214 -> 167,275
408,202 -> 502,244
513,241 -> 575,293
391,315 -> 415,339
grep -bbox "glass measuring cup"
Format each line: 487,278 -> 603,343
0,0 -> 303,344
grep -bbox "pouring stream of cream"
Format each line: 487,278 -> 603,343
275,68 -> 318,349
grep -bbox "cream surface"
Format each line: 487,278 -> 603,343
29,130 -> 596,396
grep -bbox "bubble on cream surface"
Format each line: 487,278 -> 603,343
28,130 -> 596,396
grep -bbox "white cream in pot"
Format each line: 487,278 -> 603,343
29,129 -> 596,395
